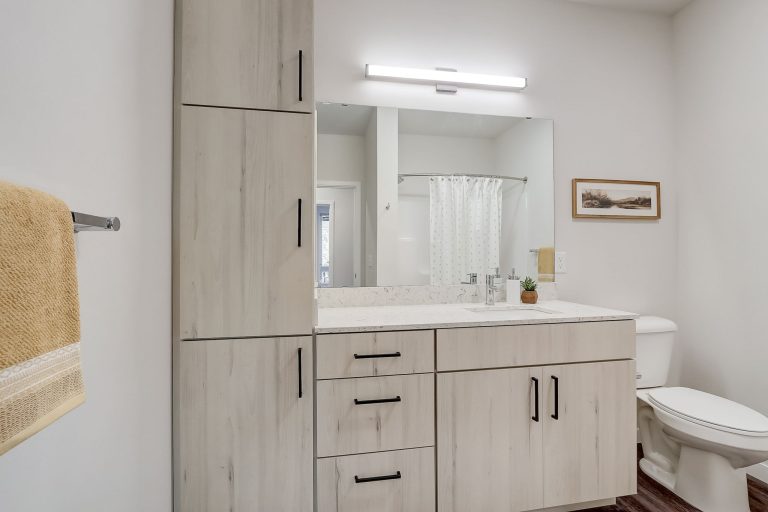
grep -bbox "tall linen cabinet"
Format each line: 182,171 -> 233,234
173,1 -> 315,511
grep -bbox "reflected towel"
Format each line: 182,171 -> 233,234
537,246 -> 555,283
0,181 -> 84,456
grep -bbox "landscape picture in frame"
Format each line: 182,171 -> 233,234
572,179 -> 661,220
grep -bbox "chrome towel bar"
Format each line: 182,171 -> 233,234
71,212 -> 121,232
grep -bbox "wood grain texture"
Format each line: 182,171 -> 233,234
316,447 -> 435,512
437,367 -> 545,512
584,446 -> 768,512
180,0 -> 313,111
542,360 -> 637,508
316,374 -> 434,458
316,330 -> 434,380
178,106 -> 314,339
436,321 -> 635,372
178,337 -> 313,512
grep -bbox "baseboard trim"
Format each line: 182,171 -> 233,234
748,462 -> 768,484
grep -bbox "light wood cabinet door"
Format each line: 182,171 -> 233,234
317,448 -> 435,512
178,337 -> 313,512
178,106 -> 313,339
542,360 -> 637,508
316,374 -> 435,457
180,0 -> 313,112
437,367 -> 544,512
316,330 -> 434,379
437,320 -> 635,372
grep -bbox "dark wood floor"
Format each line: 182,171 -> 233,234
583,447 -> 768,512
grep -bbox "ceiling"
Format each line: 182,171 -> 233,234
564,0 -> 692,15
316,103 -> 374,136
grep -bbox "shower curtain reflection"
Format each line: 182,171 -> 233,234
429,176 -> 502,286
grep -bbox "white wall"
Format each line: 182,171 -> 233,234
363,111 -> 378,285
316,134 -> 366,183
496,120 -> 554,279
316,0 -> 677,316
374,107 -> 400,285
673,0 -> 768,414
0,1 -> 173,511
399,134 -> 495,176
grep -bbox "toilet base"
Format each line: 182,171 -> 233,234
675,445 -> 750,512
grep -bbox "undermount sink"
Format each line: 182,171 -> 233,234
464,304 -> 559,315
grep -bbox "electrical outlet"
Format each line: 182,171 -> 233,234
555,251 -> 567,273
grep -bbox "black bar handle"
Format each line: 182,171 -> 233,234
531,377 -> 539,422
551,376 -> 559,420
354,396 -> 401,405
298,50 -> 304,102
354,352 -> 402,359
297,198 -> 302,247
298,347 -> 303,398
354,471 -> 401,484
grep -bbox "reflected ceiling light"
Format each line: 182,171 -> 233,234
365,64 -> 527,93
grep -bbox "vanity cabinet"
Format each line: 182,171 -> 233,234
180,0 -> 313,112
541,361 -> 636,507
178,106 -> 314,339
317,447 -> 436,512
315,321 -> 636,512
436,322 -> 637,512
178,337 -> 313,512
437,367 -> 545,512
315,331 -> 436,512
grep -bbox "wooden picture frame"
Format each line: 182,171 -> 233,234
572,179 -> 661,220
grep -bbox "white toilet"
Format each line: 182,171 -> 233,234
635,316 -> 768,512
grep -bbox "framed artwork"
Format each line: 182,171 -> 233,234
572,179 -> 661,220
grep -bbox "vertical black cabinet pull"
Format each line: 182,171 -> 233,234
355,471 -> 401,484
531,377 -> 539,422
297,198 -> 302,247
551,376 -> 559,420
297,347 -> 303,398
298,50 -> 304,102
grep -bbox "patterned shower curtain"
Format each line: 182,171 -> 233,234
429,176 -> 502,286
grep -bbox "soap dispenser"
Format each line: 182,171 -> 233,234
506,269 -> 521,305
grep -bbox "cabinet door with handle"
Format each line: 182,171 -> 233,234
542,360 -> 637,508
180,0 -> 313,112
437,367 -> 544,512
179,106 -> 313,339
179,337 -> 313,512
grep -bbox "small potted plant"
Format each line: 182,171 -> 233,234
521,277 -> 538,304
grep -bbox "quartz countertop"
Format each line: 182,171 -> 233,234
315,300 -> 638,334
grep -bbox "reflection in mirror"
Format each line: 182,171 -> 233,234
316,103 -> 554,288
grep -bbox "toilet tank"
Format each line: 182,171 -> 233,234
635,316 -> 678,389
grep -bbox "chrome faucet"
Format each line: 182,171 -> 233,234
462,273 -> 478,285
485,268 -> 502,305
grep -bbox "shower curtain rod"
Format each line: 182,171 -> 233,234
398,172 -> 528,183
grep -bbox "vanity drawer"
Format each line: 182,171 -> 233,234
316,330 -> 434,379
316,374 -> 435,457
437,320 -> 635,371
317,447 -> 435,512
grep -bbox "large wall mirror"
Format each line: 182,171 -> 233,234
316,103 -> 554,288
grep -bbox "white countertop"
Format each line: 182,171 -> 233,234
315,300 -> 638,334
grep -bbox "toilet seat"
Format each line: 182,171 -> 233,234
647,387 -> 768,437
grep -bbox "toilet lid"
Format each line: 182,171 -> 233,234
648,387 -> 768,436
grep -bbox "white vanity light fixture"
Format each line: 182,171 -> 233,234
365,64 -> 527,93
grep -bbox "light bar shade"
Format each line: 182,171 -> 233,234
365,64 -> 527,92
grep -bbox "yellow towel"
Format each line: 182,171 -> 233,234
538,246 -> 555,283
0,180 -> 84,456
